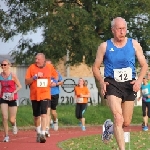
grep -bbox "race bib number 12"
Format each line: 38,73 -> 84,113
37,79 -> 48,87
113,67 -> 132,82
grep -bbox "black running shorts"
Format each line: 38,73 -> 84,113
48,94 -> 59,110
31,100 -> 48,117
0,98 -> 17,106
142,101 -> 150,117
75,103 -> 87,119
104,77 -> 137,102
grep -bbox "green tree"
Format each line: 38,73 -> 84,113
1,0 -> 150,105
1,0 -> 150,64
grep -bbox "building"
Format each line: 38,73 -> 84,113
0,54 -> 141,106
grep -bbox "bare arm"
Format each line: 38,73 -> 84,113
133,39 -> 148,82
25,78 -> 35,85
92,42 -> 107,85
13,74 -> 22,93
25,65 -> 36,85
57,81 -> 63,86
130,39 -> 148,92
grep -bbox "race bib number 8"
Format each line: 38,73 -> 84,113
2,93 -> 12,100
37,79 -> 48,87
77,97 -> 83,103
113,67 -> 132,82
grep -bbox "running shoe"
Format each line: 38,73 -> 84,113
102,119 -> 113,142
12,125 -> 18,134
40,134 -> 46,143
143,126 -> 148,131
82,126 -> 86,131
3,136 -> 9,142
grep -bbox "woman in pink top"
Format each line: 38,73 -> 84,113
0,59 -> 22,142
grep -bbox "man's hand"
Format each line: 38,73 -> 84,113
51,82 -> 57,87
130,79 -> 141,92
100,82 -> 109,96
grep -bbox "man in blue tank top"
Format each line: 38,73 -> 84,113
45,60 -> 63,136
92,17 -> 148,150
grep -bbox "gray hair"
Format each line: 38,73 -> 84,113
111,17 -> 127,28
36,53 -> 45,59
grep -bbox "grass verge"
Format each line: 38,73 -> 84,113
0,105 -> 143,127
58,131 -> 150,150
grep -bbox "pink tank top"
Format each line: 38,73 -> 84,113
0,73 -> 18,100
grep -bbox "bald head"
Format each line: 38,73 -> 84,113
111,17 -> 127,42
35,53 -> 46,67
111,17 -> 127,29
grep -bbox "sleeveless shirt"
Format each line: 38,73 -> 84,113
0,73 -> 18,100
104,38 -> 136,79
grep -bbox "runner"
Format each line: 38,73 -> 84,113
45,60 -> 63,135
74,78 -> 90,131
0,59 -> 22,142
138,76 -> 150,131
25,53 -> 58,143
92,17 -> 148,150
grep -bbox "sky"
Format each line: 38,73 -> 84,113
0,31 -> 43,54
0,1 -> 43,54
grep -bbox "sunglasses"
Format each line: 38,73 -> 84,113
1,64 -> 8,66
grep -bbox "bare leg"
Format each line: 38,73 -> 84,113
107,95 -> 125,150
9,106 -> 17,126
41,114 -> 47,132
34,116 -> 41,134
45,108 -> 51,137
34,116 -> 41,127
46,108 -> 51,129
143,115 -> 148,126
80,118 -> 85,126
143,107 -> 148,126
0,104 -> 9,136
121,101 -> 134,127
51,109 -> 57,122
9,105 -> 18,134
52,109 -> 59,131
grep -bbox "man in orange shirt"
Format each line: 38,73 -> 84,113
25,53 -> 58,143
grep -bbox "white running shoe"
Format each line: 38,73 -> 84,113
102,119 -> 113,142
53,119 -> 58,131
3,136 -> 9,142
12,125 -> 18,134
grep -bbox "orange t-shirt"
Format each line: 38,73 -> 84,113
74,86 -> 89,103
25,63 -> 58,101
